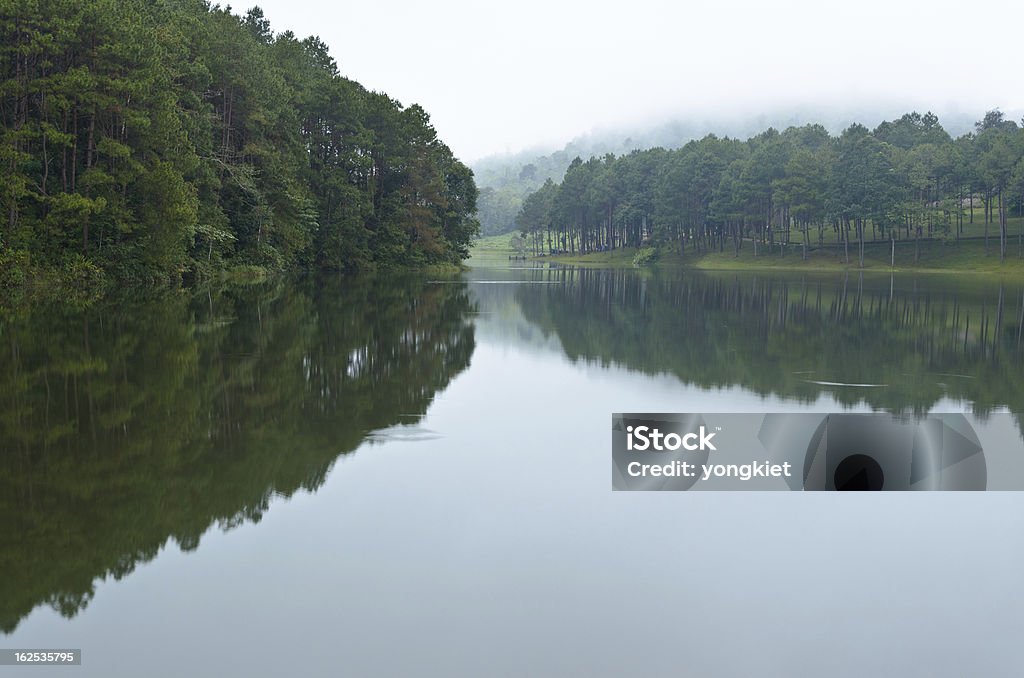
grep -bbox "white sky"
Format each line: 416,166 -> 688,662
251,0 -> 1024,162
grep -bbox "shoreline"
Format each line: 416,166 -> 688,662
471,236 -> 1024,278
0,262 -> 468,312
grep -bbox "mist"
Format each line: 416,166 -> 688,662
251,0 -> 1022,162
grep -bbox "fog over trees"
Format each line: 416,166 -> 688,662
472,109 -> 994,237
507,111 -> 1024,264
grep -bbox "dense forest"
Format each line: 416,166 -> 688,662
471,109 -> 979,237
515,111 -> 1024,264
0,0 -> 478,288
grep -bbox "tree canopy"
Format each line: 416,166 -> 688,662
514,111 -> 1024,264
0,1 -> 479,286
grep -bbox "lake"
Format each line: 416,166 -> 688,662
2,260 -> 1024,676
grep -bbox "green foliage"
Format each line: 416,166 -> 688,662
0,248 -> 29,291
476,186 -> 523,235
0,1 -> 478,286
632,246 -> 659,266
58,252 -> 105,289
515,111 -> 1024,264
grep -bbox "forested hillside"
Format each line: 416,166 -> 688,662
0,1 -> 478,288
471,110 -> 979,237
515,111 -> 1024,264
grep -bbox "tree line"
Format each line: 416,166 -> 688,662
0,1 -> 479,287
516,111 -> 1024,264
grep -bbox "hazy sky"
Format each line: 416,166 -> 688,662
252,0 -> 1024,162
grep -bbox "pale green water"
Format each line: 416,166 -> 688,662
2,264 -> 1023,676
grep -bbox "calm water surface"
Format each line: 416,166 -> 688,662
3,261 -> 1024,676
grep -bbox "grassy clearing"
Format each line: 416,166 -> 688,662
763,213 -> 1024,247
693,238 -> 1024,276
467,233 -> 516,263
469,221 -> 1024,277
532,248 -> 638,266
521,239 -> 1024,277
469,233 -> 517,253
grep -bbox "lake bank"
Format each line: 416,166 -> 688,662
0,261 -> 467,313
472,234 -> 1024,277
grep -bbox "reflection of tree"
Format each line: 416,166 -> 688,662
0,275 -> 474,633
516,269 -> 1024,415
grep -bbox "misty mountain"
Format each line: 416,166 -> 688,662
471,107 -> 988,236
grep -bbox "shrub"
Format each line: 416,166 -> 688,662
632,246 -> 660,266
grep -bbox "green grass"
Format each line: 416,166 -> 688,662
466,233 -> 517,264
694,238 -> 1024,276
533,248 -> 639,266
469,233 -> 517,253
470,217 -> 1024,277
771,213 -> 1024,247
522,239 -> 1024,277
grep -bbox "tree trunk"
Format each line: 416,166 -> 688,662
843,219 -> 849,264
86,113 -> 95,169
71,107 -> 78,192
62,107 -> 68,193
858,219 -> 864,268
984,198 -> 989,255
999,191 -> 1007,262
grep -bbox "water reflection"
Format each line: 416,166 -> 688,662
508,268 -> 1024,415
0,274 -> 475,633
5,263 -> 1024,642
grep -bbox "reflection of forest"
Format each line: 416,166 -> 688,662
0,275 -> 475,633
516,269 -> 1024,414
